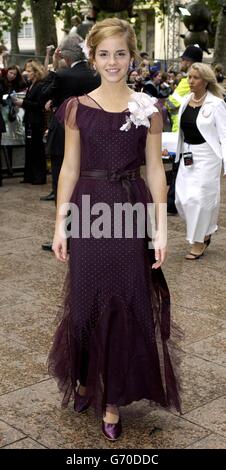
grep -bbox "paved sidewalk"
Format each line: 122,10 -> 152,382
0,176 -> 225,449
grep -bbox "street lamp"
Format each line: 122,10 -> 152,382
176,6 -> 191,16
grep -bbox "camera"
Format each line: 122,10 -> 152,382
46,45 -> 55,51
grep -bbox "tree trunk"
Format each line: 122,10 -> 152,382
10,0 -> 24,55
30,0 -> 57,56
213,7 -> 226,67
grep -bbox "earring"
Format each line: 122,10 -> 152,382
93,64 -> 96,70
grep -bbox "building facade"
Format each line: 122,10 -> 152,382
1,0 -> 210,69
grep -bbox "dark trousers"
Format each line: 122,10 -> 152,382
5,147 -> 13,174
51,153 -> 64,200
167,161 -> 179,213
24,126 -> 47,184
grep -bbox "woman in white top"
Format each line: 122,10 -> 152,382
175,62 -> 226,259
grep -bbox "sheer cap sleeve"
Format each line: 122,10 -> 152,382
55,97 -> 78,130
148,102 -> 163,134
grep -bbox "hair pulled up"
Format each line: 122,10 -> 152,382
86,17 -> 138,63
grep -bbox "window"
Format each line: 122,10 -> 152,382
18,23 -> 34,39
24,23 -> 33,38
3,31 -> 10,41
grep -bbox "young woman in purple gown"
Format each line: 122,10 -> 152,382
48,18 -> 181,441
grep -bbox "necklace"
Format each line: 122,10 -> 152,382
192,91 -> 207,103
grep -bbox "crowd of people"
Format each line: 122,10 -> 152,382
0,39 -> 225,190
1,19 -> 226,440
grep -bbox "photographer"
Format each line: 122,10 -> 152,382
0,66 -> 26,175
44,45 -> 66,73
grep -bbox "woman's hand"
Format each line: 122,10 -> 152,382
52,232 -> 68,262
54,47 -> 62,59
45,99 -> 53,111
152,247 -> 167,269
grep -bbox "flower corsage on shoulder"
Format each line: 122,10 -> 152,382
120,92 -> 159,132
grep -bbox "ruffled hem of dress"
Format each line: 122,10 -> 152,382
48,261 -> 182,415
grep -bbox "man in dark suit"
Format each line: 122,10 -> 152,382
41,34 -> 100,250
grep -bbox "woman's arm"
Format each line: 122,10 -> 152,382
14,82 -> 43,110
53,122 -> 81,262
145,130 -> 168,269
0,79 -> 6,102
214,100 -> 226,175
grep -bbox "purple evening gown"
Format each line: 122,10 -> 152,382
48,95 -> 181,413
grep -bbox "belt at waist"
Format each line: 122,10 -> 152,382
80,168 -> 140,203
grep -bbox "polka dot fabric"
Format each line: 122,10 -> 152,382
48,95 -> 181,413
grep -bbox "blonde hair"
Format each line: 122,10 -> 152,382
25,60 -> 46,81
86,17 -> 138,63
190,62 -> 224,98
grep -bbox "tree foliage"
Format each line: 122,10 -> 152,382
56,1 -> 87,34
0,0 -> 224,63
0,0 -> 26,50
198,0 -> 221,47
213,2 -> 226,67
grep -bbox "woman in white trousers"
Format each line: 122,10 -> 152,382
175,63 -> 226,259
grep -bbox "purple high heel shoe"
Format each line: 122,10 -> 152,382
74,390 -> 92,413
102,417 -> 122,441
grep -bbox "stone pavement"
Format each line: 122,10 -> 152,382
0,176 -> 225,450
